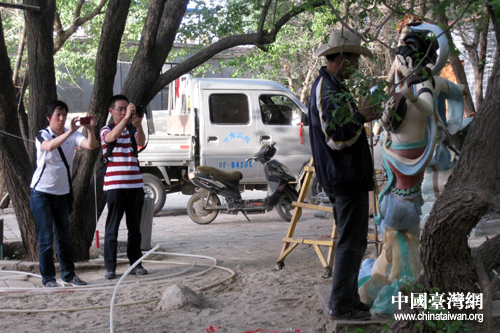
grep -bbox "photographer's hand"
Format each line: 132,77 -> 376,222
133,113 -> 146,146
80,115 -> 98,150
81,115 -> 96,130
131,112 -> 143,128
69,117 -> 80,133
126,103 -> 136,121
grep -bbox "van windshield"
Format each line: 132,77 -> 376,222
259,95 -> 302,126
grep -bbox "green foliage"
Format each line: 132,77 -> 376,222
325,61 -> 389,130
434,0 -> 449,16
220,6 -> 333,99
381,319 -> 395,332
491,0 -> 500,20
2,0 -> 492,108
2,7 -> 26,80
4,0 -> 150,87
178,0 -> 252,43
54,0 -> 150,85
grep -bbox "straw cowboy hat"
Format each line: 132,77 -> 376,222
315,29 -> 373,59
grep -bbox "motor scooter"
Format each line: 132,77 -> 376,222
186,143 -> 300,224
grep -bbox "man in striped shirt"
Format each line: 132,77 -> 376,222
100,95 -> 147,279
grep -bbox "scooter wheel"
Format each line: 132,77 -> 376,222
276,191 -> 300,222
187,192 -> 220,224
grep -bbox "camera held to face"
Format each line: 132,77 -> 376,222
135,105 -> 146,118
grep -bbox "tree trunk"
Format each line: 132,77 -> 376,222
463,14 -> 489,112
390,40 -> 500,333
283,62 -> 295,94
122,0 -> 189,104
421,188 -> 486,292
25,0 -> 57,143
449,46 -> 476,115
300,57 -> 318,104
70,0 -> 132,261
474,14 -> 489,109
430,0 -> 476,115
0,14 -> 38,261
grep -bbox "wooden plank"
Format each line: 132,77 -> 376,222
282,237 -> 334,246
313,244 -> 328,267
326,225 -> 338,268
292,201 -> 333,212
278,160 -> 313,258
276,242 -> 300,261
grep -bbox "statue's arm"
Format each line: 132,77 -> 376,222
401,80 -> 434,116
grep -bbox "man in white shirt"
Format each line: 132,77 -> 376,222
30,100 -> 98,287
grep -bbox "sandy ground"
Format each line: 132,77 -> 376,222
1,190 -> 496,333
0,258 -> 330,332
0,192 -> 352,333
0,242 -> 346,333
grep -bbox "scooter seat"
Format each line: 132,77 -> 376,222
197,166 -> 243,183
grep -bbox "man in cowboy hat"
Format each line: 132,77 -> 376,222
309,29 -> 379,321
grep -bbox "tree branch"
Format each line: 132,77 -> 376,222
472,233 -> 500,273
12,21 -> 26,87
53,0 -> 108,53
473,258 -> 498,333
155,0 -> 188,66
269,0 -> 326,38
54,12 -> 64,40
257,0 -> 273,41
0,2 -> 39,11
146,0 -> 327,101
74,0 -> 85,20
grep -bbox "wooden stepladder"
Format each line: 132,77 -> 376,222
275,158 -> 337,277
275,157 -> 383,277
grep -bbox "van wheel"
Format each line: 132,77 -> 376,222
143,173 -> 166,215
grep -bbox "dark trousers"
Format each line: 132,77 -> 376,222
328,192 -> 369,314
30,190 -> 75,284
104,188 -> 145,270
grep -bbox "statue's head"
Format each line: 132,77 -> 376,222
395,31 -> 437,78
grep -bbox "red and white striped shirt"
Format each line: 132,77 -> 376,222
100,124 -> 144,190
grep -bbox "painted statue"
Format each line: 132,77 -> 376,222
358,16 -> 470,314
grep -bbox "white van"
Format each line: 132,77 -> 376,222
139,74 -> 311,214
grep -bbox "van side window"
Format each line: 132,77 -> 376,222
209,94 -> 249,125
259,95 -> 302,126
